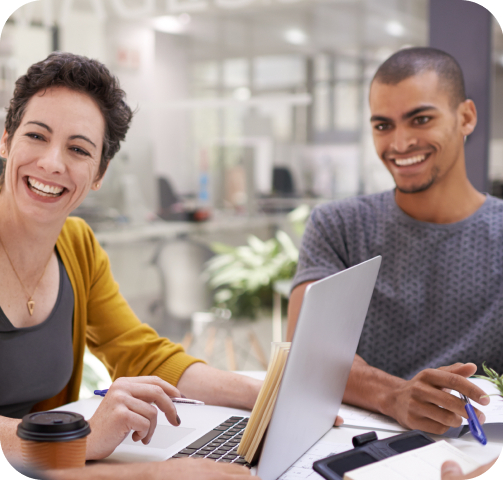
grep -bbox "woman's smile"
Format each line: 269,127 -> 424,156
26,177 -> 65,197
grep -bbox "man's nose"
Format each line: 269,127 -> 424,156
36,146 -> 66,174
390,126 -> 418,153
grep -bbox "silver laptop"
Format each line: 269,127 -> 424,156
60,256 -> 381,478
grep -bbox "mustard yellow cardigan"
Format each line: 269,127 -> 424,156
33,217 -> 201,412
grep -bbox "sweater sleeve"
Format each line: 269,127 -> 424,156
291,204 -> 350,290
80,222 -> 203,386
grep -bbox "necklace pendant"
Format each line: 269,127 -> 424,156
27,300 -> 35,316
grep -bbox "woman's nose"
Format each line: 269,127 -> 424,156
36,146 -> 66,174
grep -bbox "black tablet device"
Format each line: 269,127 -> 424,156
313,430 -> 435,480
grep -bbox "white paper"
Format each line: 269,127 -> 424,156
460,378 -> 503,425
279,441 -> 352,480
344,440 -> 481,480
337,403 -> 407,432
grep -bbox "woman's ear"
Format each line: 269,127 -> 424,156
91,161 -> 109,190
0,129 -> 9,157
458,99 -> 477,137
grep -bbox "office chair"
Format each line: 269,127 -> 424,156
272,167 -> 295,196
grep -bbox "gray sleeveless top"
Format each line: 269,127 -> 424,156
0,252 -> 74,418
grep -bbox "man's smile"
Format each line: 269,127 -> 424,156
386,153 -> 431,168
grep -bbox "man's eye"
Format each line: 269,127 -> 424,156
374,123 -> 390,131
414,116 -> 431,125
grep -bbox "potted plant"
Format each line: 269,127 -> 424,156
204,230 -> 299,320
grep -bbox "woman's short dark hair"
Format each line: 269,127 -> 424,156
4,52 -> 133,179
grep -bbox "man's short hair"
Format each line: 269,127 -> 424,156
372,47 -> 466,108
4,52 -> 133,180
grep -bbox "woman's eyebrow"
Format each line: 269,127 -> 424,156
69,135 -> 97,149
24,120 -> 52,132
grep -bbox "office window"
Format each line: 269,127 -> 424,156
254,55 -> 305,90
314,82 -> 331,132
223,58 -> 249,88
334,82 -> 360,131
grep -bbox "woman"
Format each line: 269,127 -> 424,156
0,52 -> 262,476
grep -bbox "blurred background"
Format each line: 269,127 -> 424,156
0,0 -> 502,384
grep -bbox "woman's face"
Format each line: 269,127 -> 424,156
0,86 -> 105,225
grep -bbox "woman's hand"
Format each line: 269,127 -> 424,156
46,458 -> 255,480
149,458 -> 253,479
86,376 -> 181,460
441,459 -> 497,479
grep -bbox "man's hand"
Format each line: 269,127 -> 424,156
441,459 -> 497,479
86,376 -> 181,460
389,363 -> 488,434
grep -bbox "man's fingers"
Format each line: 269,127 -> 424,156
421,370 -> 489,405
438,363 -> 472,374
334,416 -> 344,427
402,414 -> 451,435
441,460 -> 463,480
411,401 -> 464,429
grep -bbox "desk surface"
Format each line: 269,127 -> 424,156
60,391 -> 502,480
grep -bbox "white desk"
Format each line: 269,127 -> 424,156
57,394 -> 503,480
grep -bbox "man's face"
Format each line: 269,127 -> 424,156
369,71 -> 475,194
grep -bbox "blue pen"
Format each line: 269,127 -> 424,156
94,389 -> 204,405
461,393 -> 487,445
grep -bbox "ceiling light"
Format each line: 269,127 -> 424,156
153,14 -> 191,34
284,29 -> 308,45
385,21 -> 405,37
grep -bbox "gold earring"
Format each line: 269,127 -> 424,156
94,183 -> 100,189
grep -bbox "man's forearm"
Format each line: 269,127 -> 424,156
177,363 -> 261,411
342,354 -> 406,417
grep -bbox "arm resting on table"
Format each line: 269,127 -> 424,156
287,282 -> 489,434
177,363 -> 262,411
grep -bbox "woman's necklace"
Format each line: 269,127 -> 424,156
0,235 -> 52,316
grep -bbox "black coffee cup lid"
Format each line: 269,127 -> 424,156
17,411 -> 91,442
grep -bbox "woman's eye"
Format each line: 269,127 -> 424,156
70,147 -> 90,157
26,133 -> 44,140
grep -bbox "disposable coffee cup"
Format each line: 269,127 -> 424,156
17,411 -> 91,470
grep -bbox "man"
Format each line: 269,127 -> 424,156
287,47 -> 502,435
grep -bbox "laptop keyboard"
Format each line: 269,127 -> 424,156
171,416 -> 251,467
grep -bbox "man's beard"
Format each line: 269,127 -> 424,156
395,166 -> 440,194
